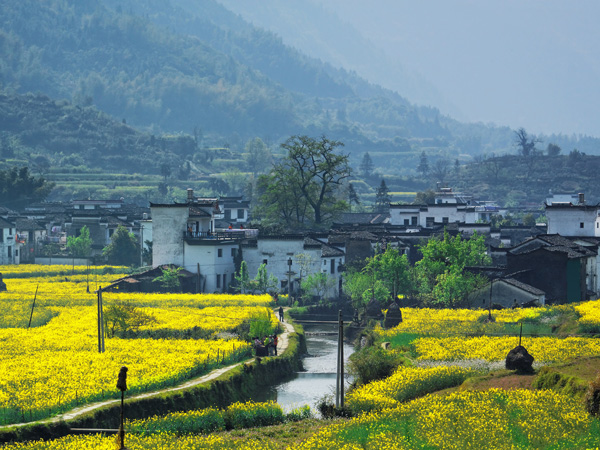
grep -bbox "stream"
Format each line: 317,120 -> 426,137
252,323 -> 354,412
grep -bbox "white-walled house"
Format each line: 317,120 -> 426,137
545,200 -> 600,237
151,195 -> 244,293
0,217 -> 18,264
241,235 -> 345,298
389,203 -> 479,228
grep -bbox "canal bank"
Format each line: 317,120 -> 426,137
0,316 -> 306,444
252,321 -> 354,413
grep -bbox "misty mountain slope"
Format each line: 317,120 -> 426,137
215,0 -> 458,115
0,0 -> 302,135
0,0 -> 456,147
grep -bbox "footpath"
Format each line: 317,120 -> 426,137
1,309 -> 295,430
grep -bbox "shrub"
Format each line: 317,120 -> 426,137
347,346 -> 405,386
225,401 -> 285,429
286,405 -> 312,422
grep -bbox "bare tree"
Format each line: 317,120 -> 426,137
514,128 -> 541,157
431,158 -> 450,183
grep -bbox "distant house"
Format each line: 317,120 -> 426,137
15,218 -> 46,263
241,234 -> 345,298
469,278 -> 546,309
545,194 -> 600,237
218,197 -> 250,227
0,217 -> 18,264
505,234 -> 596,303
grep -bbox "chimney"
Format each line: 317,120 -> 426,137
578,193 -> 585,205
187,188 -> 194,202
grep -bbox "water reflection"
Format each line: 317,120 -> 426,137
253,324 -> 354,412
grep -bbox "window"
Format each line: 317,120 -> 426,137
224,210 -> 231,220
237,209 -> 245,219
7,246 -> 11,258
323,260 -> 327,266
426,217 -> 434,227
216,274 -> 221,288
411,216 -> 418,226
580,222 -> 585,229
442,217 -> 449,224
263,259 -> 268,265
404,219 -> 409,226
14,249 -> 18,257
223,274 -> 227,289
330,259 -> 335,274
231,248 -> 237,257
218,248 -> 223,257
0,230 -> 3,243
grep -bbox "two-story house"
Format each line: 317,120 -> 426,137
151,190 -> 245,293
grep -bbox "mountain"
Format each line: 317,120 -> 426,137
1,0 -> 599,190
214,0 -> 458,116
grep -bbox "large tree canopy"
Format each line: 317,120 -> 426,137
256,135 -> 351,228
0,167 -> 54,208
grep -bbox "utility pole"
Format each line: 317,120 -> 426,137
97,286 -> 105,353
336,309 -> 344,408
287,258 -> 292,297
139,223 -> 144,267
27,284 -> 39,329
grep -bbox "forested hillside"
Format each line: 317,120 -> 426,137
1,0 -> 600,207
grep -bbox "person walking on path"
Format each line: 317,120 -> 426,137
278,306 -> 284,322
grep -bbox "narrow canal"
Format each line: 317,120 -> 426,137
254,323 -> 354,412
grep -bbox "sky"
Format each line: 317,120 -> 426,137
316,0 -> 600,137
219,0 -> 600,138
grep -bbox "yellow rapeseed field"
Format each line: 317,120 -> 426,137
0,266 -> 275,424
298,390 -> 597,450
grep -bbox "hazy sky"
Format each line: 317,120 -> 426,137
316,0 -> 600,137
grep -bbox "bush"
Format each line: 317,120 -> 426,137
347,346 -> 405,386
225,401 -> 285,429
316,395 -> 353,419
286,405 -> 312,422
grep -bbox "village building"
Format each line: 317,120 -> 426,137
0,217 -> 18,264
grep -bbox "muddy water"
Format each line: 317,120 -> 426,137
252,323 -> 354,412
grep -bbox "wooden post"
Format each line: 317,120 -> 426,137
519,322 -> 523,346
97,287 -> 105,353
197,263 -> 200,293
27,284 -> 39,329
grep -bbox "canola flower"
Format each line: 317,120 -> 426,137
298,389 -> 599,450
575,298 -> 600,325
413,335 -> 600,362
346,365 -> 476,413
378,306 -> 548,337
0,268 -> 277,425
0,306 -> 251,422
1,433 -> 281,449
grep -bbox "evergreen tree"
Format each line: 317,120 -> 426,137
359,152 -> 374,178
417,151 -> 429,177
102,225 -> 140,266
374,179 -> 391,213
235,260 -> 251,293
348,183 -> 360,211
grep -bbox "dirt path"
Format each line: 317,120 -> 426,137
1,310 -> 295,428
